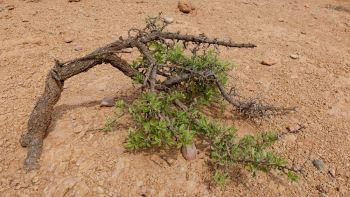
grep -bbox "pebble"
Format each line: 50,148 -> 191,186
164,16 -> 174,24
278,18 -> 284,22
100,97 -> 115,107
261,59 -> 276,66
316,185 -> 327,194
6,5 -> 15,10
328,168 -> 336,177
286,124 -> 303,132
32,176 -> 39,184
290,54 -> 299,59
68,0 -> 81,2
313,159 -> 325,171
63,36 -> 74,43
181,143 -> 197,160
178,0 -> 195,14
166,158 -> 176,166
74,45 -> 83,51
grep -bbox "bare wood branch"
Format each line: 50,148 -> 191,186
20,54 -> 138,170
134,41 -> 158,90
157,32 -> 257,48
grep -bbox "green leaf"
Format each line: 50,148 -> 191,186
287,171 -> 299,182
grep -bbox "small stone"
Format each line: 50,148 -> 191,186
178,0 -> 195,14
32,176 -> 39,184
22,19 -> 29,22
286,124 -> 303,132
328,168 -> 336,177
74,45 -> 82,51
166,158 -> 176,166
68,0 -> 81,2
181,143 -> 197,160
278,18 -> 284,22
164,16 -> 174,24
63,36 -> 74,43
100,97 -> 115,107
290,54 -> 299,59
261,59 -> 276,66
73,129 -> 81,134
313,159 -> 325,171
316,185 -> 327,194
6,5 -> 15,10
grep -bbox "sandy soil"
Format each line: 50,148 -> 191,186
0,0 -> 349,196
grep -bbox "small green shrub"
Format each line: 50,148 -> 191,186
104,17 -> 298,185
213,170 -> 230,187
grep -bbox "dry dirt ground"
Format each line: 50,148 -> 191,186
0,0 -> 350,196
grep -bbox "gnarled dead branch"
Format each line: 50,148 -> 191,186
21,15 -> 293,170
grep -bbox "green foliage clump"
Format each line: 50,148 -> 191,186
126,91 -> 195,150
105,39 -> 298,185
213,170 -> 230,187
